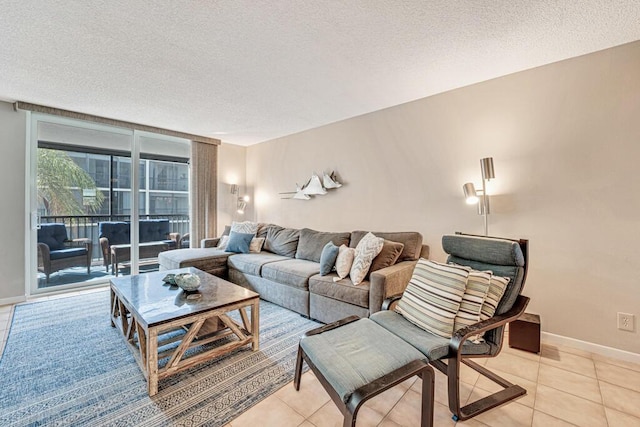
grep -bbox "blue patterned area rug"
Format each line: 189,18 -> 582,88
0,289 -> 321,426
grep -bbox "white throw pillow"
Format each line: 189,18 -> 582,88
217,235 -> 230,250
333,244 -> 356,280
396,259 -> 469,338
249,237 -> 265,253
349,232 -> 384,285
231,221 -> 258,234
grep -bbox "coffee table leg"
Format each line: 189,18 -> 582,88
109,288 -> 115,327
147,327 -> 159,396
251,299 -> 260,351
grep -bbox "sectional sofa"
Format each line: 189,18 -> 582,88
159,224 -> 428,324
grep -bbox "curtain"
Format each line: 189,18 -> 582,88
190,141 -> 218,247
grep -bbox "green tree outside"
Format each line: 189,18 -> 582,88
38,148 -> 104,215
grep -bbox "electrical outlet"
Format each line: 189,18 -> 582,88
617,312 -> 635,332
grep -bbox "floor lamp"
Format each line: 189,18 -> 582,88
462,157 -> 495,236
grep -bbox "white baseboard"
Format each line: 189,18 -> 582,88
542,331 -> 640,365
0,295 -> 26,307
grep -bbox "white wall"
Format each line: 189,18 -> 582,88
217,143 -> 248,236
0,102 -> 27,302
247,41 -> 640,354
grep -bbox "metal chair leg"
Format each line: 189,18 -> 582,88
293,345 -> 304,390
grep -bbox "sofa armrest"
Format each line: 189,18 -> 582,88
70,237 -> 90,246
70,237 -> 93,253
201,237 -> 221,248
37,242 -> 50,268
368,260 -> 418,314
99,237 -> 110,266
419,244 -> 430,259
169,232 -> 181,244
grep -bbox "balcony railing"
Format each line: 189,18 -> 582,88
40,214 -> 190,261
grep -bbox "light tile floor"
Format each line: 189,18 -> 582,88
1,291 -> 639,427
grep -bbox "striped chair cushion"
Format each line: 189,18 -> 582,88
454,270 -> 492,340
480,275 -> 510,320
396,259 -> 469,338
349,232 -> 384,285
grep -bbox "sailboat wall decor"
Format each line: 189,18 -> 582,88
302,174 -> 327,195
323,171 -> 342,189
279,171 -> 343,200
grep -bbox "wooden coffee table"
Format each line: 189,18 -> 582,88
109,267 -> 260,396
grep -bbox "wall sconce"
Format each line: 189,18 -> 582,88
462,157 -> 495,235
236,195 -> 250,214
230,184 -> 239,195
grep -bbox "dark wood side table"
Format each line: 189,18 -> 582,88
509,313 -> 541,353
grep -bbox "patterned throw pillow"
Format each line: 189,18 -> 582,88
231,221 -> 258,234
350,232 -> 384,285
454,270 -> 492,340
217,235 -> 230,250
480,275 -> 510,320
249,237 -> 265,253
334,244 -> 356,280
396,259 -> 469,338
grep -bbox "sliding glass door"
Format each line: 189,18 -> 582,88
28,115 -> 190,294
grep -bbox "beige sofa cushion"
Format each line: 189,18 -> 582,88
264,226 -> 300,257
261,258 -> 321,289
295,228 -> 351,263
228,253 -> 290,276
309,274 -> 369,308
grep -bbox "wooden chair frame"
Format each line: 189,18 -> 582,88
294,316 -> 435,427
383,232 -> 530,421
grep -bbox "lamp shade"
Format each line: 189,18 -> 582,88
463,182 -> 479,204
480,157 -> 495,180
236,200 -> 247,214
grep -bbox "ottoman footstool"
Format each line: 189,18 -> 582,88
158,248 -> 231,277
295,316 -> 434,427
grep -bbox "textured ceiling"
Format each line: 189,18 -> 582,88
1,1 -> 639,146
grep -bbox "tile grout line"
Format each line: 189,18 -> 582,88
529,353 -> 540,427
375,381 -> 412,426
593,357 -> 611,427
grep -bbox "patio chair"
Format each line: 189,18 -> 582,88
295,232 -> 529,422
98,220 -> 180,271
37,223 -> 93,282
179,233 -> 190,248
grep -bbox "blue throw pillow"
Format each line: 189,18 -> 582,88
319,241 -> 340,275
226,231 -> 255,254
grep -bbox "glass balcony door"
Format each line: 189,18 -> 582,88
29,116 -> 134,293
29,115 -> 190,294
